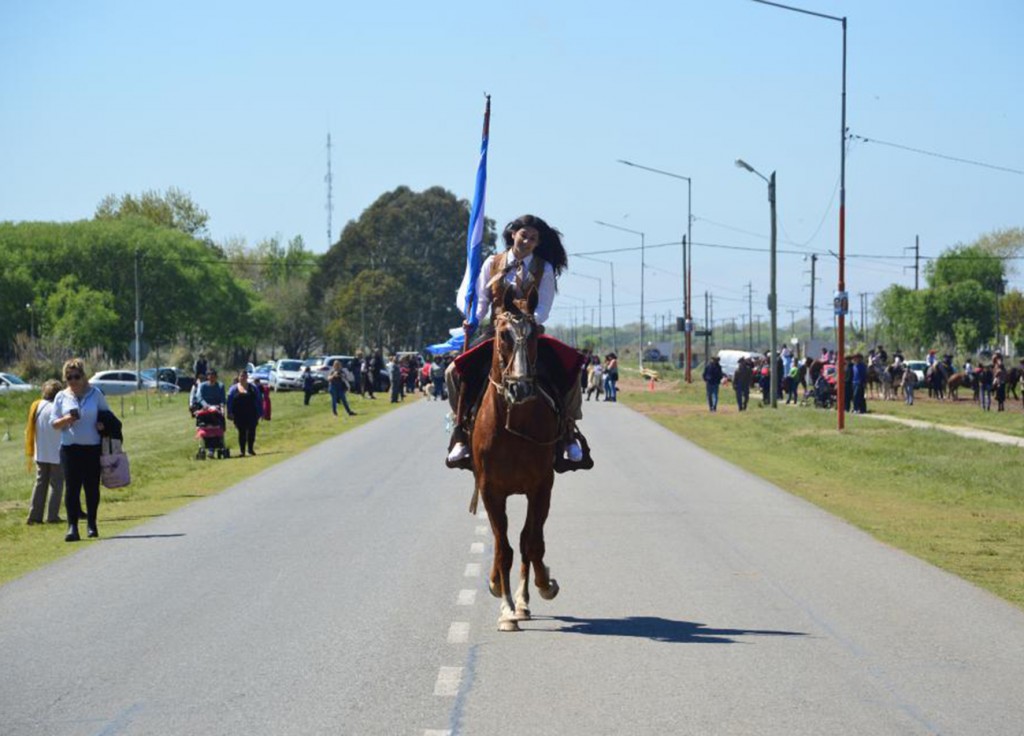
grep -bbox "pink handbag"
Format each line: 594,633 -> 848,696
100,438 -> 131,489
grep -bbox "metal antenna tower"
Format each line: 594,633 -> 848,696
325,132 -> 334,247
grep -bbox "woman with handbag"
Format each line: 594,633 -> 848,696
51,358 -> 111,542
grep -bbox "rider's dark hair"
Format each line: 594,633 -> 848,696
502,214 -> 568,281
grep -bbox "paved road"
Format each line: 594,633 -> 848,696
2,397 -> 1023,735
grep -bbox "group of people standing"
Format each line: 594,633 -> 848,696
190,368 -> 269,456
580,352 -> 619,402
24,358 -> 120,542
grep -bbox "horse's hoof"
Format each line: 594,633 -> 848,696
488,580 -> 502,598
498,617 -> 521,632
514,606 -> 532,621
538,579 -> 559,600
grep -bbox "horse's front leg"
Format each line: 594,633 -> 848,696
525,480 -> 559,602
483,491 -> 519,632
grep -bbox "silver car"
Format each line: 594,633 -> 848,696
0,372 -> 35,393
88,370 -> 179,395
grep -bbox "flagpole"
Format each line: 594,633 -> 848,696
462,94 -> 491,355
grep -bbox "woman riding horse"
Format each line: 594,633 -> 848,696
445,214 -> 587,469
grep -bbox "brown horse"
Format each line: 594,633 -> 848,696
471,289 -> 561,632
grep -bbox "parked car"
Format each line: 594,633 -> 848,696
904,360 -> 928,388
0,372 -> 35,393
251,362 -> 278,389
273,359 -> 307,391
88,370 -> 180,395
141,366 -> 193,392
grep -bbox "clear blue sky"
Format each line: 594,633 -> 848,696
2,0 -> 1021,335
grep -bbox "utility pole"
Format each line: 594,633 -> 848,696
807,254 -> 818,341
704,291 -> 710,366
325,132 -> 334,248
134,249 -> 142,389
709,293 -> 714,359
747,281 -> 754,351
787,309 -> 798,338
904,235 -> 920,290
755,314 -> 762,348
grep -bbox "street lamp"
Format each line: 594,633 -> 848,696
576,254 -> 617,355
752,0 -> 848,429
25,303 -> 33,340
595,220 -> 645,370
736,158 -> 778,408
618,159 -> 694,382
572,271 -> 603,349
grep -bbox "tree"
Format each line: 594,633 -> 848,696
0,219 -> 260,364
95,187 -> 210,238
872,285 -> 927,353
311,186 -> 497,352
925,244 -> 1004,293
45,276 -> 120,355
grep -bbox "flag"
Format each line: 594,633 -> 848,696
425,327 -> 466,355
455,95 -> 490,325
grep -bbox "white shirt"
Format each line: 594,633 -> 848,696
34,400 -> 62,463
473,252 -> 555,325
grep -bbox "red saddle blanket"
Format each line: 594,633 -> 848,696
454,335 -> 587,388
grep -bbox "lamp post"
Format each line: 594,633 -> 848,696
595,220 -> 645,370
752,0 -> 848,429
736,159 -> 778,408
25,303 -> 33,341
577,254 -> 617,355
618,159 -> 694,382
573,272 -> 603,349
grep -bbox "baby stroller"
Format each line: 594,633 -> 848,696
810,375 -> 836,409
195,406 -> 230,459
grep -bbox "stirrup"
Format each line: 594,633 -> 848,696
445,438 -> 474,471
554,430 -> 594,473
447,442 -> 470,463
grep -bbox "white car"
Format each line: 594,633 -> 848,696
0,372 -> 35,393
88,370 -> 180,395
274,359 -> 306,391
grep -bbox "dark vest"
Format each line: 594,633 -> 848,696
486,251 -> 546,321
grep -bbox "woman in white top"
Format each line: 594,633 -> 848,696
25,380 -> 65,524
51,358 -> 111,542
447,214 -> 585,464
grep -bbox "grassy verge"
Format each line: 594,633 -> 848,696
617,368 -> 1024,609
0,388 -> 410,586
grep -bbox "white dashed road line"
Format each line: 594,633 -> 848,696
464,562 -> 480,577
447,622 -> 470,644
457,589 -> 477,606
434,667 -> 463,696
469,542 -> 484,554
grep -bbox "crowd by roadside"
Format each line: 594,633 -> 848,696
702,344 -> 1024,415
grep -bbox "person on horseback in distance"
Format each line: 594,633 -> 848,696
445,214 -> 586,467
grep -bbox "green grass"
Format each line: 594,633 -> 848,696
618,370 -> 1024,609
0,388 -> 407,586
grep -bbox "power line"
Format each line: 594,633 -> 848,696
850,133 -> 1024,176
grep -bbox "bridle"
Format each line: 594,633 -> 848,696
488,309 -> 559,444
489,310 -> 538,405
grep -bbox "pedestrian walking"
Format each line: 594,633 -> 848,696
302,366 -> 315,406
703,356 -> 723,412
227,369 -> 262,456
329,360 -> 357,417
51,358 -> 111,542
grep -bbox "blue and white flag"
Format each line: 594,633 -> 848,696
455,96 -> 490,324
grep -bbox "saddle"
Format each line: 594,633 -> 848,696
446,335 -> 593,473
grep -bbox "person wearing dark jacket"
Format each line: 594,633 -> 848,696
227,370 -> 262,456
703,357 -> 724,412
733,358 -> 752,411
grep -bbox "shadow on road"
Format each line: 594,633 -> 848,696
545,615 -> 806,644
107,533 -> 186,540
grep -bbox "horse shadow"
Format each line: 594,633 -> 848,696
543,615 -> 805,644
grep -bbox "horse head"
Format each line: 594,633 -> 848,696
492,286 -> 540,405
